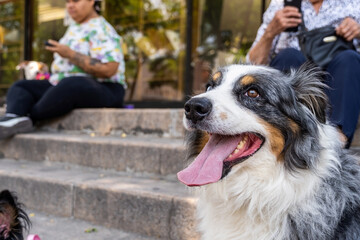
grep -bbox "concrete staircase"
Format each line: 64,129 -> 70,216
1,107 -> 360,239
0,108 -> 199,240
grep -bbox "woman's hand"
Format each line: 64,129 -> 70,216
248,6 -> 301,65
336,17 -> 360,41
46,39 -> 119,78
45,39 -> 74,58
265,6 -> 302,38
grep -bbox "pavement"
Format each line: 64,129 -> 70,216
27,209 -> 157,240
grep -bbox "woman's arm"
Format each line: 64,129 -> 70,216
248,6 -> 302,65
248,29 -> 277,65
45,39 -> 119,78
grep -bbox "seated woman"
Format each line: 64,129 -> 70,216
0,0 -> 126,139
247,0 -> 360,148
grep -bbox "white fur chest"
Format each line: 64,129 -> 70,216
197,195 -> 289,240
193,147 -> 330,240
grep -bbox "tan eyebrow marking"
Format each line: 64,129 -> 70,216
212,71 -> 222,82
241,75 -> 256,85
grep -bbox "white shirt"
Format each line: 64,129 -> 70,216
246,0 -> 360,63
50,16 -> 126,86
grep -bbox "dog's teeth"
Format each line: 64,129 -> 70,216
237,140 -> 245,149
229,135 -> 249,159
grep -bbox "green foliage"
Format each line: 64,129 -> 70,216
32,17 -> 67,66
0,0 -> 264,100
105,0 -> 184,94
0,1 -> 24,95
196,0 -> 263,67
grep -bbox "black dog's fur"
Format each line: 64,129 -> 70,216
0,190 -> 30,240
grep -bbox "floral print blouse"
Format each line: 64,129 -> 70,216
50,16 -> 126,87
246,0 -> 360,63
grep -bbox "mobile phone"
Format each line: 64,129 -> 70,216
44,41 -> 54,47
284,0 -> 302,32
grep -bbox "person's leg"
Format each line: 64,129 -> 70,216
0,80 -> 52,139
30,76 -> 125,121
325,50 -> 360,148
6,80 -> 52,116
270,48 -> 307,72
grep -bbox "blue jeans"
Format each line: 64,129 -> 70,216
270,48 -> 360,147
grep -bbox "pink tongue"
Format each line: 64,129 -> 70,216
177,134 -> 241,186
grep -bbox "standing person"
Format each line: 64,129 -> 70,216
0,0 -> 126,140
247,0 -> 360,148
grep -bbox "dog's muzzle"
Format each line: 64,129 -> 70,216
184,97 -> 212,124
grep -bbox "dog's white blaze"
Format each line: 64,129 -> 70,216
184,65 -> 281,136
184,81 -> 267,137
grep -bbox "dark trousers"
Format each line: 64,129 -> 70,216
270,48 -> 360,147
6,76 -> 125,121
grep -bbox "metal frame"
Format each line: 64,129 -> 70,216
184,0 -> 193,102
24,0 -> 33,60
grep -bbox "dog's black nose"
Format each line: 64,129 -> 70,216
184,97 -> 212,124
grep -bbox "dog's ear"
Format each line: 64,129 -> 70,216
280,63 -> 328,171
15,61 -> 29,70
289,63 -> 328,124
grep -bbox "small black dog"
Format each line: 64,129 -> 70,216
0,190 -> 30,240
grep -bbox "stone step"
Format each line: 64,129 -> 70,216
0,132 -> 186,176
28,209 -> 157,240
38,108 -> 185,138
2,106 -> 360,146
0,158 -> 199,240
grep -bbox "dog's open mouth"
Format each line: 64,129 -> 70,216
177,132 -> 264,186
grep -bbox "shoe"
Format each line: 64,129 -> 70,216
0,115 -> 33,139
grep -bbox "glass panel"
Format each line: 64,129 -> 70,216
32,0 -> 67,67
104,0 -> 187,102
192,0 -> 264,94
266,0 -> 271,7
0,0 -> 25,96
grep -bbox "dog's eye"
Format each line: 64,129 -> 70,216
245,89 -> 259,98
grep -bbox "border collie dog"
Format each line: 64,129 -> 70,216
0,190 -> 30,240
177,64 -> 360,240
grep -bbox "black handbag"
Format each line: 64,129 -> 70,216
297,25 -> 355,68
